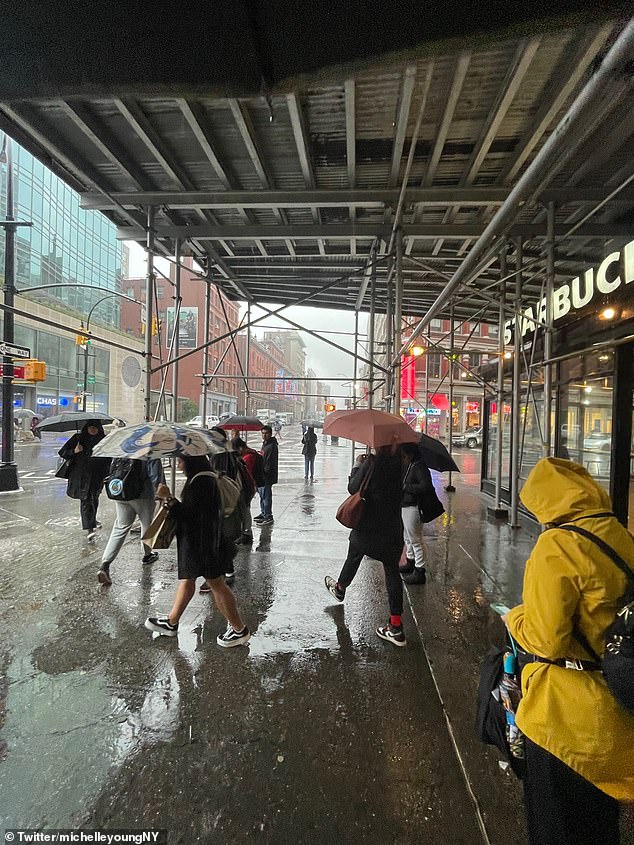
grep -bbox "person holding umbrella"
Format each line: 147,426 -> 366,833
302,426 -> 318,481
146,454 -> 251,647
58,420 -> 110,541
398,442 -> 434,585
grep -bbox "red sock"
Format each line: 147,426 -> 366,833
390,615 -> 402,628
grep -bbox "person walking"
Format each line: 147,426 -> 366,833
302,426 -> 318,481
254,425 -> 278,526
30,416 -> 42,440
232,436 -> 262,546
97,458 -> 164,585
398,442 -> 433,585
144,454 -> 250,647
58,420 -> 110,541
325,446 -> 407,647
207,427 -> 242,583
504,458 -> 634,845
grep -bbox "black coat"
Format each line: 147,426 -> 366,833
171,474 -> 223,579
401,458 -> 434,507
302,431 -> 318,457
59,431 -> 110,500
261,437 -> 279,485
348,452 -> 403,556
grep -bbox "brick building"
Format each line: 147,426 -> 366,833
120,259 -> 241,419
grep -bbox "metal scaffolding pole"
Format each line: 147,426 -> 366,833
144,207 -> 155,422
424,353 -> 430,435
510,239 -> 523,528
385,274 -> 393,411
543,202 -> 555,457
351,309 -> 359,465
170,238 -> 181,493
200,275 -> 211,422
445,305 -> 456,493
367,258 -> 376,409
491,247 -> 508,518
245,302 -> 251,416
393,228 -> 403,411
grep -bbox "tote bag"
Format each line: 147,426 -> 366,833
142,503 -> 177,550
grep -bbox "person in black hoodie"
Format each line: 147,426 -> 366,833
399,442 -> 434,585
145,454 -> 250,647
325,445 -> 407,647
58,420 -> 110,541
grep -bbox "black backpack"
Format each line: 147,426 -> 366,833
105,458 -> 146,501
556,524 -> 634,716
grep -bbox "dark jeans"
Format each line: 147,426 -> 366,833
338,532 -> 403,616
80,493 -> 100,530
523,738 -> 620,845
304,455 -> 315,478
258,484 -> 273,518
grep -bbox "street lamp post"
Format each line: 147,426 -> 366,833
0,134 -> 31,493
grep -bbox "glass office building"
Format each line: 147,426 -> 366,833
0,139 -> 124,326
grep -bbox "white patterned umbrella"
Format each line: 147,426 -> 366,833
92,422 -> 227,459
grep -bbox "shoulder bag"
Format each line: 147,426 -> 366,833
336,460 -> 373,530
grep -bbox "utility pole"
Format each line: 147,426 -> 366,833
0,134 -> 31,493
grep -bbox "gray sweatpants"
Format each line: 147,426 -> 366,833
101,498 -> 156,567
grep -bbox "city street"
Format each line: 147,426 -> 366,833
0,427 -> 514,843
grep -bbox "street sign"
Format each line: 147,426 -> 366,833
0,341 -> 30,359
0,364 -> 25,378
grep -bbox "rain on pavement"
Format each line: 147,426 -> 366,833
1,427 -> 631,844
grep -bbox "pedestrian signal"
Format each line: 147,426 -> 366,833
324,403 -> 336,412
23,360 -> 47,382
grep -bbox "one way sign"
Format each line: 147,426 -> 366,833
0,342 -> 31,359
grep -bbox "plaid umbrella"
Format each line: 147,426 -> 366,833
92,422 -> 227,459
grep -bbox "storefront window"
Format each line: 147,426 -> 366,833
557,351 -> 614,491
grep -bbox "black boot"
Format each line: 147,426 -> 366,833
403,566 -> 427,585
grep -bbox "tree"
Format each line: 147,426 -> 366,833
178,398 -> 198,422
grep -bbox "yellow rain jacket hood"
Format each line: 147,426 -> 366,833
507,458 -> 634,799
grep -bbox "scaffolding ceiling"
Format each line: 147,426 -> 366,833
1,14 -> 633,325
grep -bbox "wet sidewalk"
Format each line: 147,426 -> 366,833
0,431 -> 630,843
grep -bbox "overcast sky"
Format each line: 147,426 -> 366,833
126,242 -> 368,384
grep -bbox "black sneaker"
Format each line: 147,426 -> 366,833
259,516 -> 274,525
97,567 -> 112,586
142,552 -> 159,565
87,529 -> 97,542
199,581 -> 212,593
324,575 -> 345,602
235,534 -> 254,546
145,616 -> 178,637
403,566 -> 427,585
225,570 -> 235,580
217,625 -> 251,648
376,623 -> 407,647
253,515 -> 265,523
399,557 -> 415,575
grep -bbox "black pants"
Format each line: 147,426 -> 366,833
338,533 -> 403,616
524,738 -> 620,845
80,493 -> 100,531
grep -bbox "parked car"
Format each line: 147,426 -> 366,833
186,415 -> 221,428
453,425 -> 483,448
582,431 -> 611,452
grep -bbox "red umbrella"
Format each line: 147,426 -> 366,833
323,409 -> 418,448
217,415 -> 263,431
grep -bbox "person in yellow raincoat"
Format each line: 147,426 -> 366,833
505,458 -> 634,845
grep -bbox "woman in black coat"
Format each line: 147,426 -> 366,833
145,454 -> 250,648
302,426 -> 318,481
58,420 -> 110,540
325,444 -> 407,647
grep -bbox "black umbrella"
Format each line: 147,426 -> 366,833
418,433 -> 460,472
218,415 -> 263,431
36,411 -> 114,433
301,419 -> 323,429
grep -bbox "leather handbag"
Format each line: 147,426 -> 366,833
336,460 -> 373,530
142,502 -> 177,550
55,457 -> 72,480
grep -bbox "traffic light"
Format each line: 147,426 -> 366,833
324,403 -> 335,413
21,360 -> 47,382
76,332 -> 90,347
